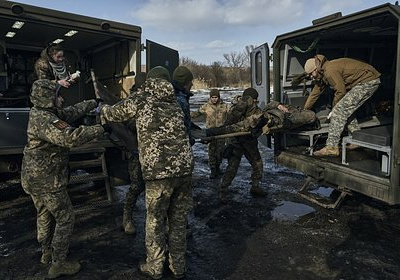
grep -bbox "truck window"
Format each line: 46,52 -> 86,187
255,51 -> 262,86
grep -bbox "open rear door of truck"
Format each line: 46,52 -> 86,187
251,42 -> 271,147
146,39 -> 179,78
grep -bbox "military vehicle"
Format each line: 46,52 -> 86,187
0,1 -> 178,194
251,3 -> 399,207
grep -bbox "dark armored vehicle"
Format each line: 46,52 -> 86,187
0,1 -> 178,198
251,3 -> 399,206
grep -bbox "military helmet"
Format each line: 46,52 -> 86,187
30,79 -> 58,108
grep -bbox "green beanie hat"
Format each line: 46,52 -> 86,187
209,89 -> 220,98
172,66 -> 193,87
242,87 -> 258,100
147,66 -> 171,81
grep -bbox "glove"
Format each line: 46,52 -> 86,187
102,123 -> 113,134
95,98 -> 104,106
250,127 -> 262,138
94,100 -> 104,114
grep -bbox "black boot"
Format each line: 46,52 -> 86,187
216,164 -> 223,175
209,167 -> 217,179
250,183 -> 268,197
219,185 -> 228,203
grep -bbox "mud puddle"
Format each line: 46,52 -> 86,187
272,200 -> 315,221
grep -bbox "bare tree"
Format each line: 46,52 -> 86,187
223,51 -> 246,68
210,61 -> 225,87
244,45 -> 256,67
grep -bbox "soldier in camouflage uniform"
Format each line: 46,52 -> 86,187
100,66 -> 194,279
206,100 -> 317,137
218,88 -> 268,203
303,54 -> 381,157
21,79 -> 105,279
122,72 -> 147,235
191,89 -> 230,178
34,43 -> 77,88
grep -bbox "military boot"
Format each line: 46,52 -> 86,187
216,164 -> 223,176
209,167 -> 217,179
139,261 -> 163,280
313,145 -> 340,157
250,183 -> 268,197
40,246 -> 52,265
47,260 -> 81,279
122,211 -> 136,235
219,186 -> 228,203
346,143 -> 359,150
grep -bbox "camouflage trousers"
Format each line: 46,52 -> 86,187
221,138 -> 263,189
145,176 -> 193,276
207,139 -> 225,168
124,154 -> 145,218
327,78 -> 380,146
30,188 -> 74,262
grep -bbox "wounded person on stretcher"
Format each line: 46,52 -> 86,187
205,100 -> 319,138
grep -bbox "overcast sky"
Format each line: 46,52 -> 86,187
12,0 -> 390,65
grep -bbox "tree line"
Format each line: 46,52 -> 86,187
180,45 -> 257,89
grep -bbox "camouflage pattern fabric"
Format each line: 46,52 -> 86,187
208,139 -> 225,168
224,97 -> 262,126
220,138 -> 263,190
192,99 -> 230,128
100,78 -> 194,181
206,101 -> 316,137
192,99 -> 230,170
101,77 -> 194,275
22,81 -> 104,194
145,176 -> 193,275
21,79 -> 104,263
124,152 -> 145,218
220,97 -> 263,189
31,189 -> 74,262
326,78 -> 380,146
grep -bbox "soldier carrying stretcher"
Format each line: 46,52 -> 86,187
203,99 -> 318,141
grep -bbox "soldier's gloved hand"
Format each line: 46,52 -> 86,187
102,123 -> 113,134
94,100 -> 104,114
95,98 -> 104,106
251,127 -> 262,138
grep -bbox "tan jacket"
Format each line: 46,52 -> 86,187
192,99 -> 230,128
304,57 -> 381,109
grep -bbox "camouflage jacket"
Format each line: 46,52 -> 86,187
223,97 -> 262,143
100,78 -> 194,181
192,99 -> 230,128
21,100 -> 104,194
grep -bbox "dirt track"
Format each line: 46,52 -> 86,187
2,90 -> 400,279
2,141 -> 400,280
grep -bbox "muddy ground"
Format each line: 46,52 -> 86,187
2,90 -> 400,280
